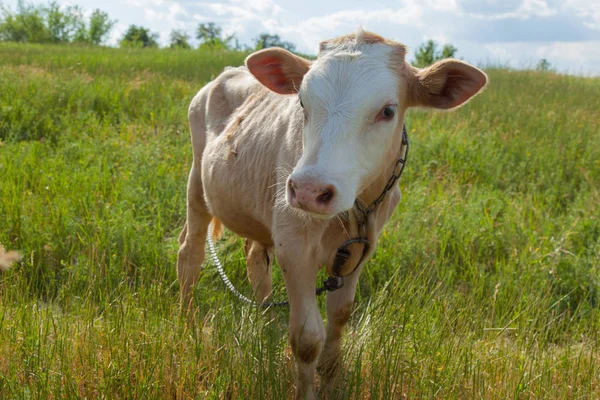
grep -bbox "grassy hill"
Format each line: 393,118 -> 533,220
1,43 -> 599,399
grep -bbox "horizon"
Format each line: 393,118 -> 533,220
2,0 -> 600,76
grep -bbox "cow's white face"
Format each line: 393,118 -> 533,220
289,44 -> 401,217
246,31 -> 487,219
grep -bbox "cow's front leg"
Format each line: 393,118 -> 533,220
279,249 -> 325,400
318,266 -> 362,386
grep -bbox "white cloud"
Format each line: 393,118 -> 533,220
196,1 -> 283,40
422,0 -> 458,12
463,0 -> 557,19
484,43 -> 513,60
203,3 -> 255,19
519,0 -> 556,17
143,2 -> 187,26
192,13 -> 208,23
479,40 -> 600,75
201,0 -> 282,20
564,0 -> 600,30
127,0 -> 165,7
537,40 -> 600,67
144,8 -> 158,21
228,0 -> 282,14
273,5 -> 425,51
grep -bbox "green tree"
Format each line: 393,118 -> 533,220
441,43 -> 457,59
413,39 -> 458,68
254,33 -> 295,52
85,9 -> 115,45
45,1 -> 83,43
120,24 -> 158,48
196,22 -> 220,42
536,58 -> 552,72
0,0 -> 49,43
196,22 -> 234,49
169,29 -> 190,49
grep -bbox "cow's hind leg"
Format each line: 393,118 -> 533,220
244,240 -> 273,303
177,165 -> 212,313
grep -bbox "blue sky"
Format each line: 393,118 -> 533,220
4,0 -> 600,75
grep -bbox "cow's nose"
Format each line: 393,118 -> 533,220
287,178 -> 336,214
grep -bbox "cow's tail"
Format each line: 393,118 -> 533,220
211,217 -> 224,240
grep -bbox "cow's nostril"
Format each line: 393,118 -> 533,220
288,179 -> 297,199
316,187 -> 334,204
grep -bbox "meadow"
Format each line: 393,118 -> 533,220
0,43 -> 599,399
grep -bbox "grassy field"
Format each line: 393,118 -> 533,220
0,43 -> 599,399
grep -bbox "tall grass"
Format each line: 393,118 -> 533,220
0,43 -> 599,398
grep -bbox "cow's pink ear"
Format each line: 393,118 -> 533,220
245,48 -> 311,95
407,59 -> 487,109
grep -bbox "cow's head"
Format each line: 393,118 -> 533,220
246,30 -> 487,219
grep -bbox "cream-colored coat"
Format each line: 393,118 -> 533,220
177,30 -> 487,399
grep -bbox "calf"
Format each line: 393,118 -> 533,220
177,30 -> 487,399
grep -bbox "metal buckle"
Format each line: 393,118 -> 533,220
323,276 -> 344,292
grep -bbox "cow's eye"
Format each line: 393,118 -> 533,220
299,97 -> 304,108
379,105 -> 395,121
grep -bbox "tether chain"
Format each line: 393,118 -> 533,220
207,223 -> 341,308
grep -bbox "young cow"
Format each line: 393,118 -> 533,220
177,30 -> 487,399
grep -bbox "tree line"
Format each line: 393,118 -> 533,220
0,0 -> 457,66
118,22 -> 296,52
0,1 -> 113,45
0,1 -> 298,52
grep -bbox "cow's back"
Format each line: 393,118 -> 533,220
195,66 -> 303,247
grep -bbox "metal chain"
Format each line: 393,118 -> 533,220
208,223 -> 344,308
207,223 -> 290,308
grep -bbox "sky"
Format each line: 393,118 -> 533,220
4,0 -> 600,75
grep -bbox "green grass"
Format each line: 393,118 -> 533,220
1,43 -> 599,399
